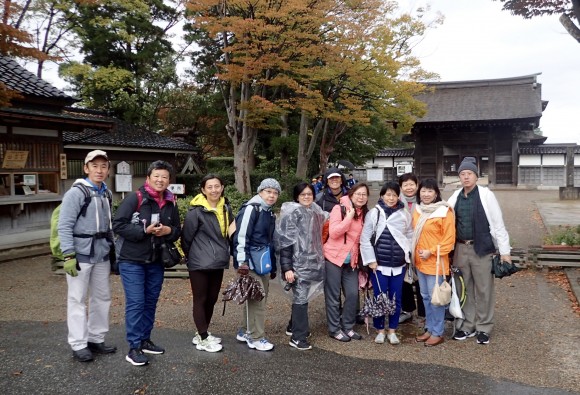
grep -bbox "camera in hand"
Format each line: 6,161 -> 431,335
284,273 -> 298,291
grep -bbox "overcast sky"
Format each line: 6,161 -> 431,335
402,0 -> 580,144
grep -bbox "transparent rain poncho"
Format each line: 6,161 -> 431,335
275,202 -> 328,304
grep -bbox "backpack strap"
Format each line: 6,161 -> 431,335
73,184 -> 93,219
136,190 -> 144,211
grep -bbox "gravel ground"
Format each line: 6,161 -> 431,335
1,190 -> 579,392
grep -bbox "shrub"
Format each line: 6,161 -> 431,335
544,226 -> 580,246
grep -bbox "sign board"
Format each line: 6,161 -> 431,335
116,161 -> 131,175
59,154 -> 67,179
396,164 -> 413,176
23,174 -> 36,185
2,150 -> 29,169
168,184 -> 185,195
115,174 -> 133,192
366,168 -> 383,182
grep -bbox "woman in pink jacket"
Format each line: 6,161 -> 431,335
323,183 -> 369,342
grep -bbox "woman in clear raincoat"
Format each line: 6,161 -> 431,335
276,182 -> 328,351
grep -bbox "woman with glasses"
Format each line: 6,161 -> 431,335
181,174 -> 234,353
276,182 -> 327,350
323,182 -> 369,342
360,181 -> 413,345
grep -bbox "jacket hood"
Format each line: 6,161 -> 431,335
189,193 -> 225,211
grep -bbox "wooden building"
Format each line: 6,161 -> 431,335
0,56 -> 196,250
406,74 -> 547,186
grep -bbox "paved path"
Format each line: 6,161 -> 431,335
0,321 -> 574,395
1,188 -> 579,394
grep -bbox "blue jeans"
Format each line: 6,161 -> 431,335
369,268 -> 404,330
417,270 -> 446,337
119,261 -> 164,349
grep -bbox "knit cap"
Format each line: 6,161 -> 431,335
257,178 -> 281,194
458,157 -> 478,176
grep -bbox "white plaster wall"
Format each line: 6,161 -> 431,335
542,154 -> 565,166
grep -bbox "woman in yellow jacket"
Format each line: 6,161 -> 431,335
411,179 -> 455,347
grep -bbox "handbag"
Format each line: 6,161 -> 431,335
160,241 -> 183,268
449,275 -> 464,319
249,245 -> 272,275
431,245 -> 452,306
491,254 -> 519,279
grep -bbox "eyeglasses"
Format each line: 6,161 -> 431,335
299,192 -> 313,197
353,192 -> 367,197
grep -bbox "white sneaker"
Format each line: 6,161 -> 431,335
398,311 -> 412,324
192,333 -> 222,345
235,328 -> 247,342
251,338 -> 274,351
375,333 -> 385,344
195,338 -> 223,353
387,333 -> 400,345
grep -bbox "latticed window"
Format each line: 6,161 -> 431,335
67,160 -> 85,178
133,161 -> 149,176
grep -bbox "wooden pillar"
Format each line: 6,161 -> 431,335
487,126 -> 496,186
414,130 -> 421,176
565,146 -> 575,187
436,129 -> 444,187
511,129 -> 519,186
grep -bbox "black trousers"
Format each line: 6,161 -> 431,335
290,303 -> 309,342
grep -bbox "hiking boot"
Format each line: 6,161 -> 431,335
398,311 -> 412,324
249,338 -> 274,351
452,330 -> 476,341
126,348 -> 148,366
346,329 -> 362,340
330,330 -> 351,342
236,328 -> 247,342
196,338 -> 223,353
387,333 -> 400,345
192,333 -> 222,345
72,347 -> 93,362
141,339 -> 165,354
289,338 -> 312,351
374,333 -> 385,344
476,331 -> 490,345
87,342 -> 117,354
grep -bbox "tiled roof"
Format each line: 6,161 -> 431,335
519,144 -> 579,155
376,148 -> 414,157
0,55 -> 74,102
63,112 -> 197,152
416,74 -> 544,123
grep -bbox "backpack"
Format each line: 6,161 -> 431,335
321,204 -> 347,244
50,184 -> 113,262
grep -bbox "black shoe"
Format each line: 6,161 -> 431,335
330,330 -> 351,342
87,342 -> 117,354
289,338 -> 312,350
355,314 -> 365,325
452,330 -> 476,341
126,348 -> 149,366
346,329 -> 363,340
476,331 -> 490,345
72,347 -> 94,362
285,325 -> 292,336
141,339 -> 165,354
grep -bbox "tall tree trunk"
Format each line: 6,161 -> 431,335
296,113 -> 325,179
319,121 -> 347,173
280,113 -> 289,176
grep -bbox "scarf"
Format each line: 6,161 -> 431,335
410,201 -> 450,262
144,181 -> 174,209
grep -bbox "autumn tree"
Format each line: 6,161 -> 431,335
186,0 -> 435,192
495,0 -> 580,43
0,0 -> 50,105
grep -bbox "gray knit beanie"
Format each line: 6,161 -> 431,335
257,178 -> 281,194
458,157 -> 478,176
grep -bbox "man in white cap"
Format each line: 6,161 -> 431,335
315,168 -> 348,213
233,178 -> 280,351
58,149 -> 116,361
447,157 -> 511,345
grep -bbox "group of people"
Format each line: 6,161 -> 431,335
58,151 -> 511,366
